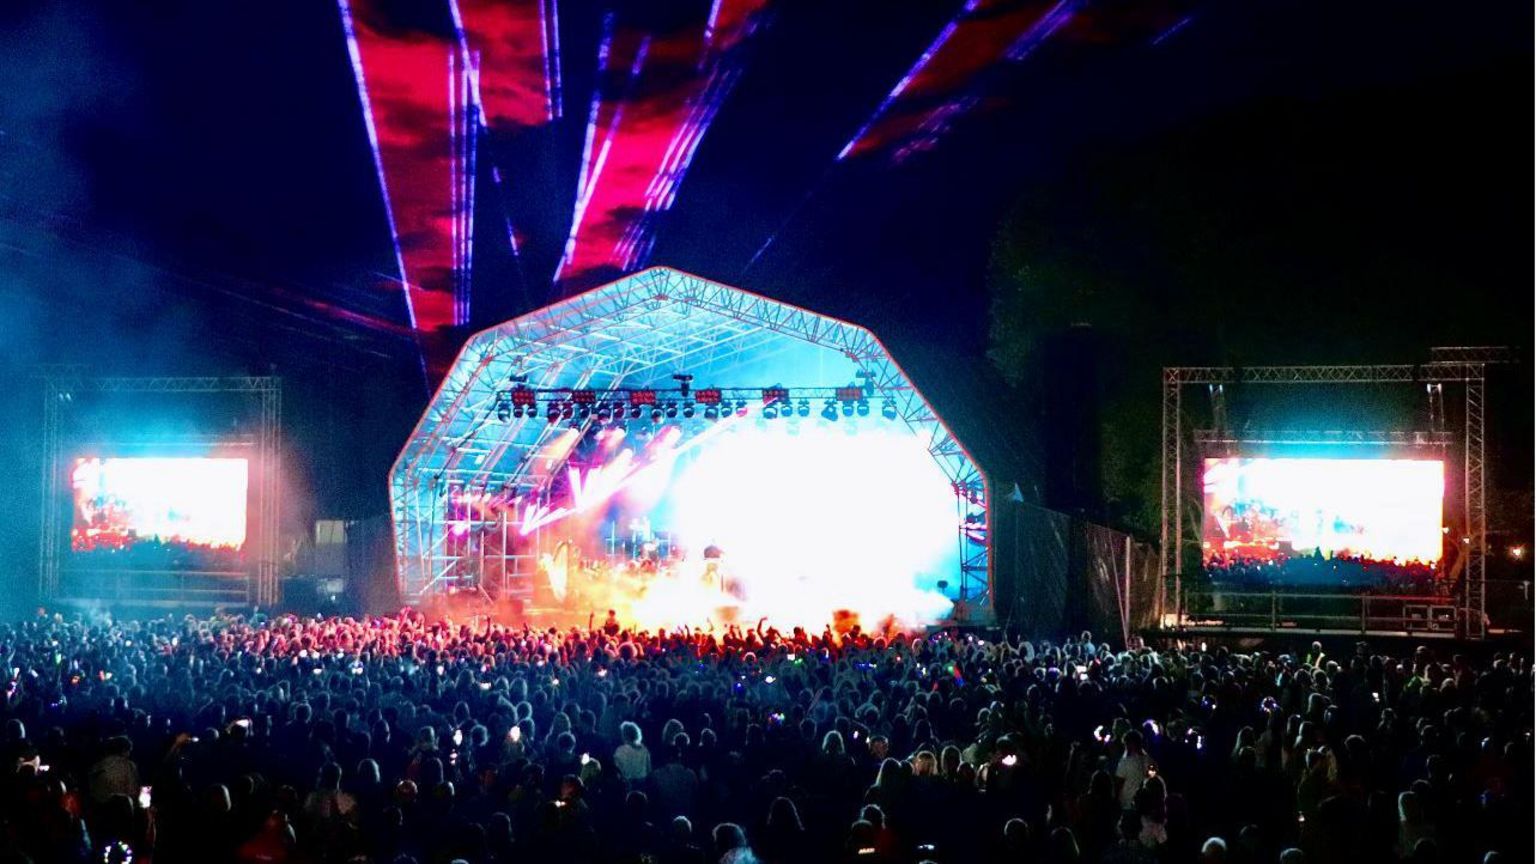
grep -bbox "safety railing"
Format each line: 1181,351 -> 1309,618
1179,590 -> 1459,636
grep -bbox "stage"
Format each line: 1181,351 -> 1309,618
389,267 -> 992,633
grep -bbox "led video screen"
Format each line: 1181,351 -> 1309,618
71,457 -> 249,553
1202,457 -> 1443,566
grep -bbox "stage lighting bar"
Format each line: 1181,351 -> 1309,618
500,384 -> 897,428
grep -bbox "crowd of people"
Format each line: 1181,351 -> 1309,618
1204,554 -> 1442,594
0,610 -> 1528,864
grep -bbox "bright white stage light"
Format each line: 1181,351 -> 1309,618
663,422 -> 958,629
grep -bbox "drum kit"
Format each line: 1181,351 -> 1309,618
536,516 -> 740,623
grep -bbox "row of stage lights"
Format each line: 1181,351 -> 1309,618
493,386 -> 900,425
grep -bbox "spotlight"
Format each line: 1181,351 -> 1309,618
704,406 -> 719,421
822,400 -> 838,422
629,405 -> 643,420
666,403 -> 679,419
881,400 -> 897,420
763,404 -> 779,420
561,405 -> 574,421
651,408 -> 664,423
496,404 -> 511,422
547,405 -> 560,424
577,405 -> 591,420
596,407 -> 611,423
798,399 -> 810,418
841,401 -> 855,417
856,400 -> 870,417
682,404 -> 696,419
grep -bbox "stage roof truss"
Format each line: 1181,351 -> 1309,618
391,267 -> 990,604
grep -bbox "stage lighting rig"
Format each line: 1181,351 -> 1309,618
672,373 -> 694,398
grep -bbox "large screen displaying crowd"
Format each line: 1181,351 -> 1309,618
0,612 -> 1528,864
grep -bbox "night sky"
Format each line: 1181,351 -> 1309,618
0,0 -> 1529,562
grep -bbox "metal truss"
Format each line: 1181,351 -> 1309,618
1429,346 -> 1515,365
37,374 -> 282,607
391,267 -> 990,608
1193,429 -> 1454,447
1161,350 -> 1499,639
42,376 -> 281,393
1159,375 -> 1182,624
1166,365 -> 1417,384
1463,369 -> 1486,638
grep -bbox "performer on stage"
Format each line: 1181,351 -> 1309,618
701,542 -> 724,591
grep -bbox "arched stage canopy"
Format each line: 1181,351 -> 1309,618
390,267 -> 989,613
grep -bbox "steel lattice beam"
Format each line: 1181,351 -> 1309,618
1193,429 -> 1454,446
1464,367 -> 1486,638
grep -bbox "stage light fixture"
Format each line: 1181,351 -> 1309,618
798,399 -> 810,418
597,407 -> 611,423
822,400 -> 838,422
763,404 -> 779,420
651,407 -> 664,422
561,405 -> 574,421
881,400 -> 897,420
856,400 -> 870,417
704,406 -> 719,421
547,405 -> 560,424
682,404 -> 696,419
578,405 -> 591,420
665,403 -> 679,419
629,405 -> 643,420
841,401 -> 855,417
735,400 -> 749,417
